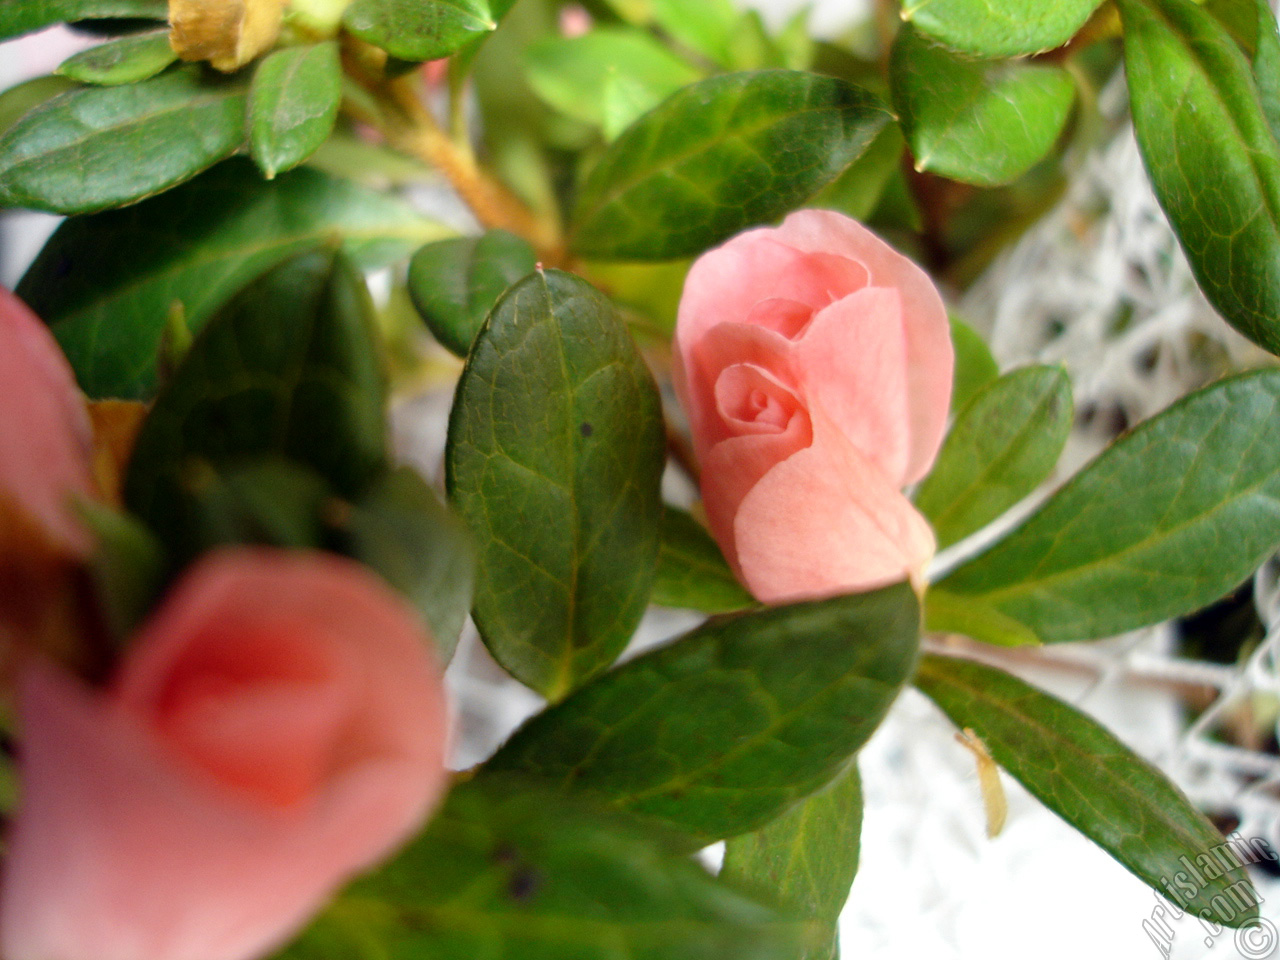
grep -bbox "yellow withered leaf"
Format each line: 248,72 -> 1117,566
169,0 -> 287,72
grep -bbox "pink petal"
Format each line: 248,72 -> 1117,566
731,412 -> 936,604
676,234 -> 869,358
0,287 -> 95,555
700,409 -> 813,575
794,286 -> 912,485
1,548 -> 451,960
772,210 -> 953,482
681,321 -> 797,460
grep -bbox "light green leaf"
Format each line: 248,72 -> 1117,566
722,761 -> 863,960
0,66 -> 247,214
249,42 -> 342,179
18,160 -> 446,399
891,25 -> 1076,187
56,28 -> 176,86
570,70 -> 891,261
342,0 -> 496,62
0,76 -> 76,140
446,270 -> 665,699
809,122 -> 905,223
916,654 -> 1259,927
948,315 -> 999,413
407,230 -> 537,357
916,365 -> 1073,550
651,0 -> 738,66
76,501 -> 166,644
124,248 -> 388,557
936,370 -> 1280,642
277,776 -> 817,960
901,0 -> 1104,57
525,28 -> 702,130
922,589 -> 1041,647
344,467 -> 476,662
1119,0 -> 1280,355
0,0 -> 166,41
483,583 -> 919,847
651,506 -> 756,613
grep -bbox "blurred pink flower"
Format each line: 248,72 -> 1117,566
675,209 -> 953,602
1,547 -> 451,960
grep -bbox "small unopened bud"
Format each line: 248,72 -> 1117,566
169,0 -> 287,72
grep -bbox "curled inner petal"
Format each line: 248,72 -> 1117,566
743,299 -> 814,339
715,365 -> 804,435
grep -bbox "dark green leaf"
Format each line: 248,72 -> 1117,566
0,66 -> 247,215
18,161 -> 445,399
525,28 -> 702,130
1119,0 -> 1280,356
1208,0 -> 1280,143
915,365 -> 1072,550
483,583 -> 919,847
0,0 -> 165,40
570,70 -> 891,261
278,776 -> 816,960
916,654 -> 1259,927
891,26 -> 1075,187
76,500 -> 166,644
407,230 -> 537,357
651,506 -> 755,613
182,458 -> 335,555
343,0 -> 496,62
125,248 -> 388,557
0,76 -> 76,139
446,270 -> 665,699
901,0 -> 1104,57
56,28 -> 176,86
344,467 -> 476,662
948,315 -> 999,413
809,122 -> 905,223
249,42 -> 342,179
935,370 -> 1280,642
722,761 -> 863,960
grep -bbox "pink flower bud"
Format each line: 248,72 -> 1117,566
675,210 -> 953,603
0,287 -> 96,557
1,547 -> 451,960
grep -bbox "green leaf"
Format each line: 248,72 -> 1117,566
56,28 -> 176,86
0,76 -> 76,140
18,160 -> 446,400
809,121 -> 905,223
901,0 -> 1104,57
721,761 -> 863,960
344,467 -> 476,662
124,248 -> 389,558
570,70 -> 891,261
76,500 -> 166,644
915,654 -> 1260,927
935,370 -> 1280,642
342,0 -> 496,62
249,42 -> 343,180
182,457 -> 335,555
651,506 -> 756,613
1119,0 -> 1280,356
891,26 -> 1075,187
915,365 -> 1072,550
0,0 -> 166,40
446,270 -> 665,699
650,0 -> 738,66
524,28 -> 702,130
1206,0 -> 1280,143
483,583 -> 919,847
922,589 -> 1040,648
948,315 -> 999,413
0,66 -> 247,215
407,230 -> 537,357
277,776 -> 816,960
